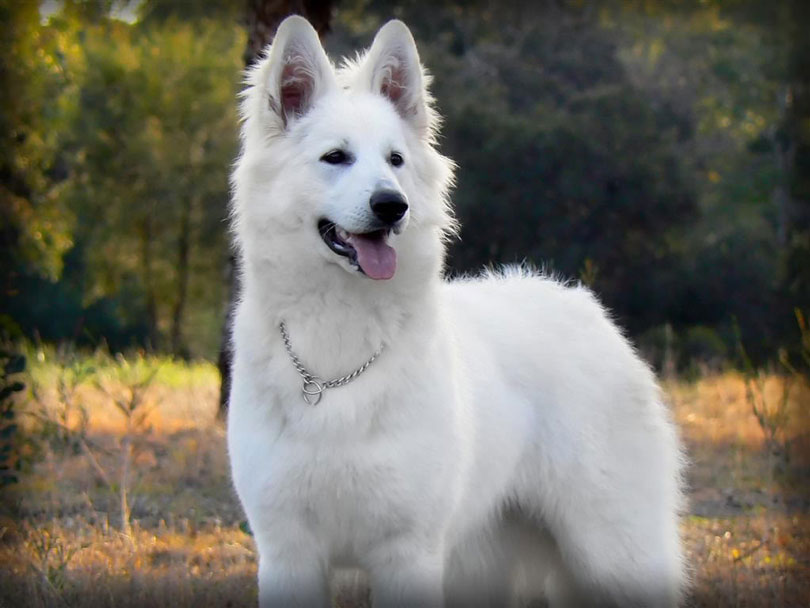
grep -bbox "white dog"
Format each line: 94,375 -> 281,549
227,16 -> 685,607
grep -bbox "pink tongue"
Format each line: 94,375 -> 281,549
345,233 -> 397,280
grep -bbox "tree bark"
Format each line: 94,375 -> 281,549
171,193 -> 193,359
141,214 -> 159,351
217,0 -> 334,419
785,0 -> 810,308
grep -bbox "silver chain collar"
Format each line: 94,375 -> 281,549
278,321 -> 385,406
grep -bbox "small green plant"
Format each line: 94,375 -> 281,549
26,524 -> 86,595
735,312 -> 808,467
27,347 -> 111,492
579,257 -> 599,288
29,347 -> 94,452
742,361 -> 794,463
95,354 -> 159,537
781,308 -> 810,384
28,348 -> 159,537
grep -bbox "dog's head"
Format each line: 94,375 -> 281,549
232,16 -> 455,284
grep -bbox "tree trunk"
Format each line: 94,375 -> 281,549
217,0 -> 335,419
784,0 -> 810,308
141,214 -> 159,351
171,194 -> 193,359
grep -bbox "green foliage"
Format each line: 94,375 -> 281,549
137,0 -> 244,24
24,342 -> 216,389
2,5 -> 244,357
2,0 -> 807,368
338,3 -> 699,332
0,1 -> 76,287
63,14 -> 243,354
332,1 -> 807,360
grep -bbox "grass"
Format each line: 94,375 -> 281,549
1,347 -> 808,607
666,372 -> 810,606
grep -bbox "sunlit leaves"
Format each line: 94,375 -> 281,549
0,1 -> 77,280
2,4 -> 245,355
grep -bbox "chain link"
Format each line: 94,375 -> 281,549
279,321 -> 384,404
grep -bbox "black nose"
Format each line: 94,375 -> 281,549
370,190 -> 408,225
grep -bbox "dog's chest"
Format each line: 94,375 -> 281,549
270,434 -> 426,552
231,344 -> 462,556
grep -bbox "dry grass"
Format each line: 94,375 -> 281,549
1,350 -> 808,607
666,373 -> 810,606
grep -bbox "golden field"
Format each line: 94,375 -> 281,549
0,348 -> 808,607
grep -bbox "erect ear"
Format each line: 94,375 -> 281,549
361,20 -> 430,133
264,15 -> 336,127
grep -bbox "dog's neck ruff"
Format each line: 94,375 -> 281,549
279,321 -> 385,406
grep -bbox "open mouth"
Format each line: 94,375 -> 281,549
318,219 -> 397,280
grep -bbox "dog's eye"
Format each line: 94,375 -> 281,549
389,152 -> 404,167
320,149 -> 350,165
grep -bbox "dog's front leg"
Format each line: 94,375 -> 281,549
255,534 -> 329,608
367,541 -> 445,608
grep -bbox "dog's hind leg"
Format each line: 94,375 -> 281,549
512,440 -> 683,605
444,532 -> 512,608
444,511 -> 559,608
551,521 -> 681,607
528,482 -> 683,607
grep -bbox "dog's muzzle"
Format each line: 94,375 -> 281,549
318,190 -> 408,280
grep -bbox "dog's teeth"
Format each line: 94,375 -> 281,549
337,228 -> 350,241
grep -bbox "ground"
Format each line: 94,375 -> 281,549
0,348 -> 808,607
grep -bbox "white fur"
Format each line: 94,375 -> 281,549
227,16 -> 686,608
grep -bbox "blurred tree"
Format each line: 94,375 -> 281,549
3,4 -> 244,354
138,0 -> 243,24
63,15 -> 243,356
599,2 -> 788,352
0,1 -> 76,336
330,0 -> 800,360
781,0 -> 810,316
2,0 -> 803,373
609,0 -> 810,355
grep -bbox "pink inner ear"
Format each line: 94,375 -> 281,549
280,62 -> 311,119
281,80 -> 305,114
381,77 -> 404,104
378,54 -> 418,119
